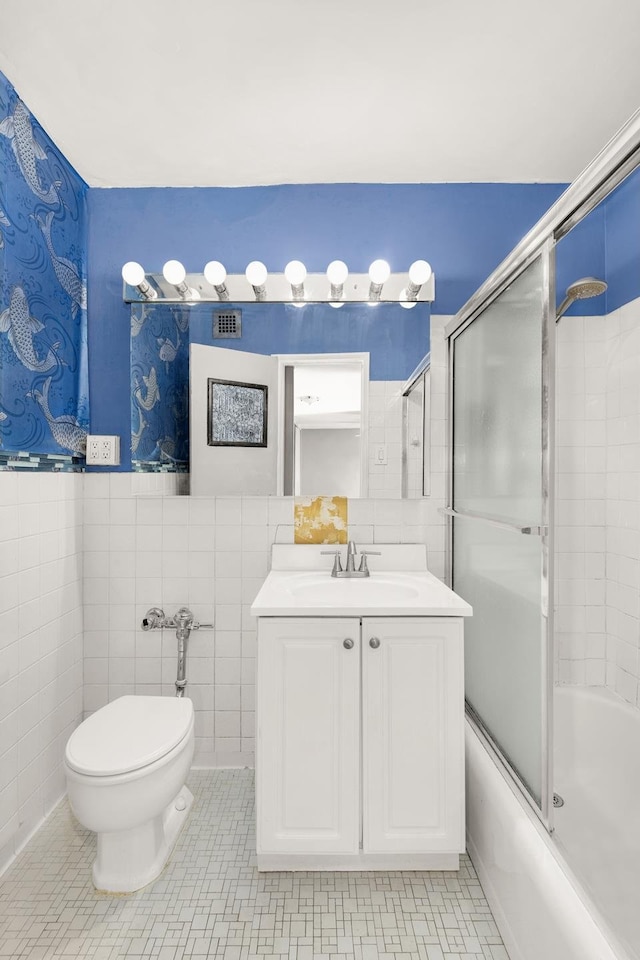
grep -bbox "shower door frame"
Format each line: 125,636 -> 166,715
446,240 -> 556,829
442,107 -> 640,832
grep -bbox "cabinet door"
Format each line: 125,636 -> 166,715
257,617 -> 360,854
363,617 -> 464,853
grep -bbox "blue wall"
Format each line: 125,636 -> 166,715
555,205 -> 606,314
604,165 -> 640,314
4,68 -> 640,473
87,182 -> 566,469
0,71 -> 88,458
188,301 -> 431,381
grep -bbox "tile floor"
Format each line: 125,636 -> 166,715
0,770 -> 508,960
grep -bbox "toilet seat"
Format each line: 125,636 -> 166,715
65,696 -> 194,777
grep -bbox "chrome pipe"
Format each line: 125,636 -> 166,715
176,632 -> 189,698
140,606 -> 213,697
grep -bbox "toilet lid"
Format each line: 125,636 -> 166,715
65,696 -> 194,776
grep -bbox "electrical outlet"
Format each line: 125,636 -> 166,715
86,434 -> 121,466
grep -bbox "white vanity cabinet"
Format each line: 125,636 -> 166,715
256,615 -> 464,871
257,617 -> 360,857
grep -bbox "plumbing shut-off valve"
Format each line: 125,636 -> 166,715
140,607 -> 213,697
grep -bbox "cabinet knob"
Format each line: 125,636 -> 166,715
343,638 -> 354,649
369,637 -> 381,649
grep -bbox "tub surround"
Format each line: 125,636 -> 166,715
555,295 -> 640,708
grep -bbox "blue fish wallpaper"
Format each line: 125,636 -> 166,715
0,71 -> 89,457
130,303 -> 188,468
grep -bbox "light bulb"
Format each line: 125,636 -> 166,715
284,260 -> 307,286
399,289 -> 418,309
162,260 -> 186,285
368,259 -> 390,284
245,261 -> 268,286
329,301 -> 345,309
122,261 -> 145,286
204,261 -> 227,286
409,260 -> 432,286
326,260 -> 348,286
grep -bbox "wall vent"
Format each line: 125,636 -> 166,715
213,309 -> 242,339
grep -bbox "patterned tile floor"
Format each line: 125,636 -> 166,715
0,770 -> 508,960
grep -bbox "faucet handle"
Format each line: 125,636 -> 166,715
358,551 -> 381,575
141,607 -> 165,630
321,550 -> 343,576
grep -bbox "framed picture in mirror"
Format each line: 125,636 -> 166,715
207,378 -> 268,447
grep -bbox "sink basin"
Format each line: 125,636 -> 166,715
250,546 -> 474,618
285,573 -> 420,603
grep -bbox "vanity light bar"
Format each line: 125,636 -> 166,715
122,261 -> 435,304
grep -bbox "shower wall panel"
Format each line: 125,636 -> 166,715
555,295 -> 640,710
605,296 -> 640,706
555,316 -> 608,686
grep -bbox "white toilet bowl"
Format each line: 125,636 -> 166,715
64,695 -> 195,893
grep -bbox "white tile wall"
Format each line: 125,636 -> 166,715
555,315 -> 609,686
367,381 -> 404,498
83,478 -> 432,768
605,298 -> 640,705
555,298 -> 640,704
0,472 -> 83,874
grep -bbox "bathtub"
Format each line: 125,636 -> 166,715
465,686 -> 636,960
554,686 -> 640,960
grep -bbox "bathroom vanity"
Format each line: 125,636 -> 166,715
251,544 -> 472,871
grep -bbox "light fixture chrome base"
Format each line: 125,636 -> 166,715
124,271 -> 435,305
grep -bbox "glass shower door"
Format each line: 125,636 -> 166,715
450,247 -> 554,820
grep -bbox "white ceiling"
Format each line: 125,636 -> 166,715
2,0 -> 640,188
294,364 -> 362,417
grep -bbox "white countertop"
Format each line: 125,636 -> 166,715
250,545 -> 473,618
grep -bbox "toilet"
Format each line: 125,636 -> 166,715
64,695 -> 195,893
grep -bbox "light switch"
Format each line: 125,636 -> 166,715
375,444 -> 388,465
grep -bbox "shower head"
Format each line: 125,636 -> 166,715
556,277 -> 607,321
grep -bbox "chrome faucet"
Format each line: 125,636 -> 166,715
321,542 -> 381,578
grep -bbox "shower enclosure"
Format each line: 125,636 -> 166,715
445,111 -> 640,960
448,247 -> 555,819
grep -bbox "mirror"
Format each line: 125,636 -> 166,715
288,358 -> 365,498
130,299 -> 430,497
